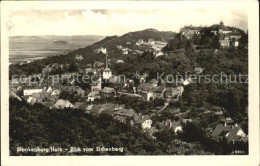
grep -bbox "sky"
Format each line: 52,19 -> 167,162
8,9 -> 248,36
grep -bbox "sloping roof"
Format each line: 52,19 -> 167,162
116,60 -> 125,63
138,83 -> 158,92
228,32 -> 242,36
148,79 -> 158,84
133,114 -> 150,124
42,102 -> 55,108
194,67 -> 203,73
113,109 -> 135,118
94,61 -> 105,66
211,124 -> 233,137
109,75 -> 126,84
54,99 -> 73,108
154,86 -> 166,93
226,126 -> 241,140
171,86 -> 183,96
85,68 -> 94,73
88,91 -> 100,97
51,89 -> 61,96
101,87 -> 115,94
171,121 -> 181,130
211,24 -> 228,31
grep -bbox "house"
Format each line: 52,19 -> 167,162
138,75 -> 146,83
136,39 -> 144,46
219,34 -> 231,48
101,87 -> 116,97
94,47 -> 107,54
211,123 -> 247,142
117,45 -> 123,49
180,78 -> 191,86
32,91 -> 50,103
122,48 -> 128,55
138,83 -> 166,101
164,86 -> 184,99
137,83 -> 156,101
181,119 -> 193,125
90,75 -> 102,92
85,68 -> 95,74
46,86 -> 52,93
54,99 -> 73,109
155,51 -> 164,57
148,39 -> 155,45
148,79 -> 158,87
153,86 -> 166,99
73,102 -> 84,109
26,96 -> 37,105
194,67 -> 203,74
75,54 -> 83,61
82,104 -> 94,113
109,75 -> 126,89
116,60 -> 125,64
132,114 -> 152,129
23,88 -> 44,96
126,42 -> 131,45
86,103 -> 124,115
152,41 -> 168,51
50,89 -> 61,102
228,31 -> 242,40
93,61 -> 105,68
164,119 -> 183,133
51,89 -> 61,96
113,108 -> 136,123
87,91 -> 101,102
180,25 -> 202,39
75,86 -> 85,97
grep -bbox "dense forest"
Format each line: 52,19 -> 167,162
10,98 -> 248,155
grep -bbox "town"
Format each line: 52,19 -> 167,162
9,21 -> 248,155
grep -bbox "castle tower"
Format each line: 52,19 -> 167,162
103,52 -> 112,80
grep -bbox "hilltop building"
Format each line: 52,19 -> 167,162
211,21 -> 242,48
211,21 -> 232,35
180,25 -> 202,39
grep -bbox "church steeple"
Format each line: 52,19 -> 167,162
105,53 -> 108,69
102,48 -> 112,80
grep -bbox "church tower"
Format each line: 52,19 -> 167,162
103,52 -> 112,80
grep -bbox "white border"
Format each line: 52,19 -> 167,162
1,1 -> 259,166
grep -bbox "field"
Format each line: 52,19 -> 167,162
9,35 -> 104,64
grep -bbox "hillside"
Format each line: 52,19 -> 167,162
9,29 -> 176,75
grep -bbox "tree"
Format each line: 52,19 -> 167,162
68,63 -> 78,72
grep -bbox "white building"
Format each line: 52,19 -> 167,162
54,99 -> 73,109
23,89 -> 43,96
133,114 -> 152,129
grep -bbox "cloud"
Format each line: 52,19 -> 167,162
8,9 -> 248,36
